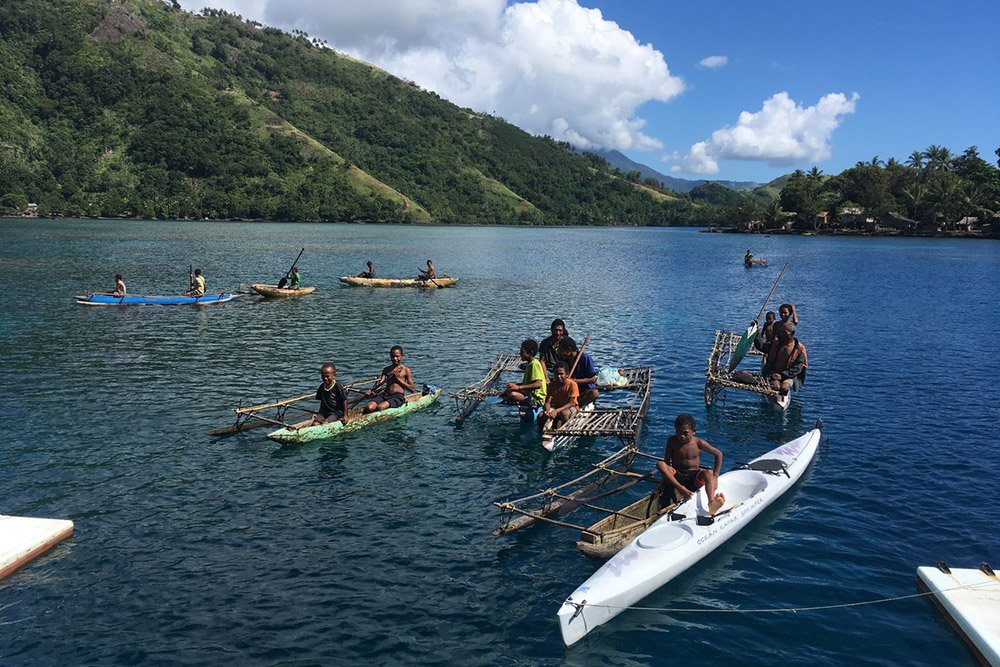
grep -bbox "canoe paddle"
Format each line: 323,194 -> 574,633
278,248 -> 304,288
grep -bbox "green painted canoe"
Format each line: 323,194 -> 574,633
265,390 -> 441,444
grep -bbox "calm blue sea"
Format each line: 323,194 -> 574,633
1,219 -> 998,666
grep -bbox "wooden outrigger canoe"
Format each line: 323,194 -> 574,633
338,276 -> 459,288
209,377 -> 380,436
576,487 -> 680,561
75,293 -> 237,306
266,389 -> 441,444
540,366 -> 652,452
249,284 -> 316,298
705,329 -> 790,408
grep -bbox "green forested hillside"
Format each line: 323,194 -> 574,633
0,0 -> 701,224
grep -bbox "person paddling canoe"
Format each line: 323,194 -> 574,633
417,260 -> 435,281
184,268 -> 205,296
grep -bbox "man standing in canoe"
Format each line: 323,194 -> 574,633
538,318 -> 567,374
311,363 -> 349,426
185,268 -> 205,296
658,413 -> 725,515
357,261 -> 375,278
363,345 -> 415,413
558,337 -> 599,409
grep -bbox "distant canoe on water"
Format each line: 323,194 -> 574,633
249,284 -> 316,298
74,293 -> 237,306
339,276 -> 459,288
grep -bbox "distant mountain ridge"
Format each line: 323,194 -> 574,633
586,149 -> 761,193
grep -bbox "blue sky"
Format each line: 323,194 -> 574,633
179,0 -> 999,184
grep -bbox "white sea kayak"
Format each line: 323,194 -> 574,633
557,422 -> 823,646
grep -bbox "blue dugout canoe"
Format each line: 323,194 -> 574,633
75,293 -> 238,306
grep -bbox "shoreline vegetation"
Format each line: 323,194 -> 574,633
1,0 -> 998,238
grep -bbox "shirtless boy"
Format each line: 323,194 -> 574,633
311,363 -> 349,426
657,413 -> 725,515
357,261 -> 375,278
418,260 -> 435,280
537,361 -> 578,433
363,345 -> 415,413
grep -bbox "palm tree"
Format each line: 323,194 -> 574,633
922,145 -> 953,171
807,166 -> 824,183
905,151 -> 925,169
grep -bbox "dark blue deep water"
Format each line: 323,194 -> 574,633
1,219 -> 998,666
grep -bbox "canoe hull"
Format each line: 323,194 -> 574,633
75,293 -> 237,306
266,390 -> 441,444
250,284 -> 316,298
557,425 -> 822,646
339,276 -> 458,288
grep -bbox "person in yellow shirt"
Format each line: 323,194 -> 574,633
500,339 -> 546,409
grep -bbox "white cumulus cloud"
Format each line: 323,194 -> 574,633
698,55 -> 728,69
179,0 -> 686,152
670,91 -> 860,174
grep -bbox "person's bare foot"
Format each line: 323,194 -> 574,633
708,493 -> 726,515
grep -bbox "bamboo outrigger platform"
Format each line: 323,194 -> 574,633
208,376 -> 379,436
492,449 -> 677,544
449,353 -> 525,422
541,366 -> 652,451
704,329 -> 783,406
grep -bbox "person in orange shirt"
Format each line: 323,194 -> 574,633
537,361 -> 579,434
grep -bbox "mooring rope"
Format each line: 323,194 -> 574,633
563,579 -> 999,615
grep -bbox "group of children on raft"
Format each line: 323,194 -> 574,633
307,306 -> 806,520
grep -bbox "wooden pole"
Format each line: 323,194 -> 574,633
755,262 -> 789,323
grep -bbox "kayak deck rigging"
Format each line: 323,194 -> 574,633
704,329 -> 784,406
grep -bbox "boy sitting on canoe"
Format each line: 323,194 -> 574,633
537,361 -> 579,433
112,274 -> 126,297
558,337 -> 599,409
658,413 -> 725,515
357,261 -> 375,278
363,345 -> 415,413
311,363 -> 349,426
500,339 -> 546,408
418,260 -> 435,281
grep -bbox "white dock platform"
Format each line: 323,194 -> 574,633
917,563 -> 1000,666
0,515 -> 74,581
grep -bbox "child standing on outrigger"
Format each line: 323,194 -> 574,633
311,363 -> 349,426
658,413 -> 725,515
500,339 -> 546,409
363,345 -> 415,413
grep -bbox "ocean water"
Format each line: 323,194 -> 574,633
1,219 -> 997,666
